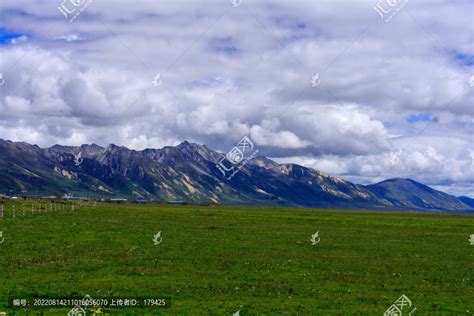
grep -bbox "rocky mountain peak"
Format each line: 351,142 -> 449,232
0,138 -> 471,212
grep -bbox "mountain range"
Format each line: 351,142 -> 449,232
0,139 -> 472,213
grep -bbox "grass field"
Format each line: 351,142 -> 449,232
0,201 -> 473,315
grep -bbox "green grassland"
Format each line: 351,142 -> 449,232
0,201 -> 473,315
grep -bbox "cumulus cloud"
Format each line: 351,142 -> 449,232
0,0 -> 472,195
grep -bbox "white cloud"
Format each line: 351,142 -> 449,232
0,0 -> 472,195
10,34 -> 28,44
54,34 -> 82,42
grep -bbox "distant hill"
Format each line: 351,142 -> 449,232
366,178 -> 470,211
458,196 -> 474,208
0,139 -> 472,212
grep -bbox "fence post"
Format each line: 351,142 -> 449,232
12,205 -> 16,218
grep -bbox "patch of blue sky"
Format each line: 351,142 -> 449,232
0,27 -> 28,45
407,112 -> 432,124
453,51 -> 474,67
211,37 -> 239,55
296,22 -> 306,29
272,18 -> 313,45
219,46 -> 238,55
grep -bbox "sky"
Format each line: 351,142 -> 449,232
0,0 -> 472,196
